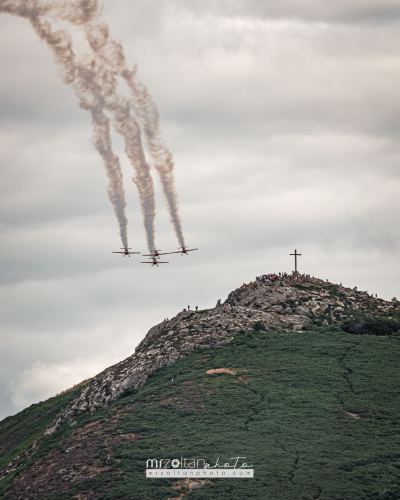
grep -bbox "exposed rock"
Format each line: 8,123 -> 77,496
43,300 -> 313,437
294,306 -> 311,316
38,276 -> 400,435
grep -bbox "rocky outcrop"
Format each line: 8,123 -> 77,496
43,308 -> 286,435
41,276 -> 400,434
227,276 -> 399,322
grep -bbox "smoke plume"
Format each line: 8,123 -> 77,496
69,0 -> 185,247
0,0 -> 184,252
122,69 -> 185,248
0,1 -> 132,249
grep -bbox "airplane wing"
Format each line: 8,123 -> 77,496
141,262 -> 169,264
112,252 -> 125,254
169,248 -> 199,254
143,252 -> 172,256
127,252 -> 141,254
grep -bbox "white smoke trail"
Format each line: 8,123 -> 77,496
0,0 -> 184,253
0,0 -> 131,248
59,0 -> 185,248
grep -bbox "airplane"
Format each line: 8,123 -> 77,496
169,246 -> 199,256
112,247 -> 141,257
142,248 -> 172,257
141,257 -> 169,267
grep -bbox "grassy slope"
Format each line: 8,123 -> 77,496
2,326 -> 400,500
0,388 -> 83,489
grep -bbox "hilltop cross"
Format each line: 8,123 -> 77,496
290,249 -> 302,276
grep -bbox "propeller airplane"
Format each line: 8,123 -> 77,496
169,246 -> 198,256
142,248 -> 171,257
112,248 -> 141,257
141,257 -> 169,267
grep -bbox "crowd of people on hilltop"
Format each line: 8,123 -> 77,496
255,273 -> 282,284
255,272 -> 312,284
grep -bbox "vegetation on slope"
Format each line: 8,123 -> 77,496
1,323 -> 400,500
0,388 -> 84,487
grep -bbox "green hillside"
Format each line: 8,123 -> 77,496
1,276 -> 400,499
1,326 -> 400,499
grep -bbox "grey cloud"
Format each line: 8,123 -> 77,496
157,0 -> 400,24
122,18 -> 400,146
0,17 -> 82,124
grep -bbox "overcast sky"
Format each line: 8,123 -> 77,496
0,0 -> 400,420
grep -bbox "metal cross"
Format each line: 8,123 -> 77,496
290,249 -> 302,274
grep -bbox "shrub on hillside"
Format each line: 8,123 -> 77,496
359,490 -> 400,500
341,317 -> 400,336
253,321 -> 266,331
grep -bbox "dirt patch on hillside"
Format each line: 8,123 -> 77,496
341,405 -> 360,419
206,368 -> 249,383
167,479 -> 212,500
344,410 -> 360,419
207,368 -> 237,375
172,478 -> 212,491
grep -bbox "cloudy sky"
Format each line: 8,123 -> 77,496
0,0 -> 400,420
